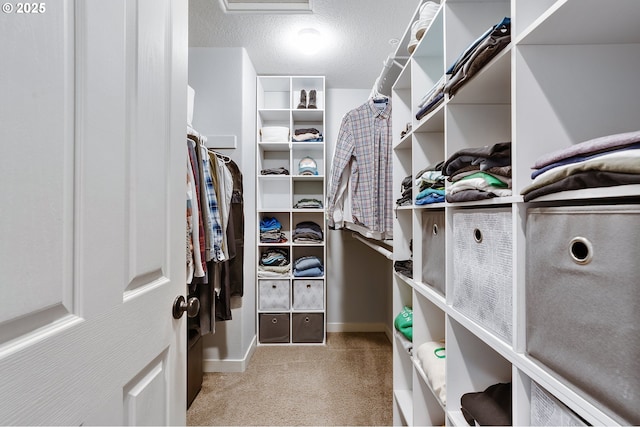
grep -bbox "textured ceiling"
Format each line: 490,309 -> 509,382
189,0 -> 418,90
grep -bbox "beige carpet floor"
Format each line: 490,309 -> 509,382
187,332 -> 393,426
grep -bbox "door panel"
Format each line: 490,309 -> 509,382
124,350 -> 170,426
0,0 -> 187,424
125,0 -> 171,293
0,0 -> 75,343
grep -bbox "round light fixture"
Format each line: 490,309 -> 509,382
297,28 -> 322,55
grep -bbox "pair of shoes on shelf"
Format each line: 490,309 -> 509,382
297,89 -> 317,109
408,1 -> 440,54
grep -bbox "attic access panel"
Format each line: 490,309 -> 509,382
222,0 -> 313,13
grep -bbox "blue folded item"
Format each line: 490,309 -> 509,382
260,216 -> 282,232
293,256 -> 323,271
416,188 -> 445,200
415,193 -> 445,205
294,266 -> 324,277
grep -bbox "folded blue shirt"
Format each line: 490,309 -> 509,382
260,216 -> 282,232
293,266 -> 324,277
293,256 -> 323,271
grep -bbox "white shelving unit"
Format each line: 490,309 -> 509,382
391,1 -> 640,426
256,75 -> 327,345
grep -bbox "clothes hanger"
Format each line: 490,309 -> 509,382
210,149 -> 231,164
369,76 -> 389,103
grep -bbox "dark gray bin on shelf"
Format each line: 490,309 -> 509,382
292,312 -> 324,343
259,313 -> 290,343
526,205 -> 640,426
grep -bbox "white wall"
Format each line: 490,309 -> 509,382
188,47 -> 257,371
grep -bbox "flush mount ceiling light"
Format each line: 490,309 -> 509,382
296,28 -> 322,55
221,0 -> 313,13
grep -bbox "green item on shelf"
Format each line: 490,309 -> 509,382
394,306 -> 413,341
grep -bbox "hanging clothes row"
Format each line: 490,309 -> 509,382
186,126 -> 244,333
327,96 -> 394,240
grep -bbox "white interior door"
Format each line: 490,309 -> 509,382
0,0 -> 188,424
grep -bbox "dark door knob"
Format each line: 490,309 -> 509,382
172,295 -> 200,319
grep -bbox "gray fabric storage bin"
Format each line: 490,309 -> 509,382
526,205 -> 640,426
292,313 -> 324,343
258,279 -> 290,310
259,313 -> 290,343
530,381 -> 587,426
452,208 -> 512,342
421,210 -> 445,296
292,280 -> 324,310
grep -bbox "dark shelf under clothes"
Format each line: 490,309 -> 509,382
187,291 -> 203,409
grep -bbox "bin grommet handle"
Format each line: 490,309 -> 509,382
570,236 -> 593,265
473,228 -> 483,243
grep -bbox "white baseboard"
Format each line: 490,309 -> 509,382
384,324 -> 393,343
326,322 -> 388,333
327,322 -> 393,343
202,335 -> 257,373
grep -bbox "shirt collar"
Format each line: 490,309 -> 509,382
367,97 -> 392,119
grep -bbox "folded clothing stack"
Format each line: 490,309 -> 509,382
521,130 -> 640,201
293,127 -> 323,142
396,175 -> 413,206
393,260 -> 413,278
293,198 -> 323,209
415,161 -> 445,205
292,221 -> 323,243
261,166 -> 289,175
445,17 -> 511,96
416,341 -> 446,405
260,216 -> 287,243
258,247 -> 290,277
416,75 -> 445,120
443,142 -> 512,202
293,255 -> 324,277
408,1 -> 440,54
461,382 -> 512,426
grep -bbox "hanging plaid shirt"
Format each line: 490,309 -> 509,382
327,98 -> 393,239
200,144 -> 225,262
